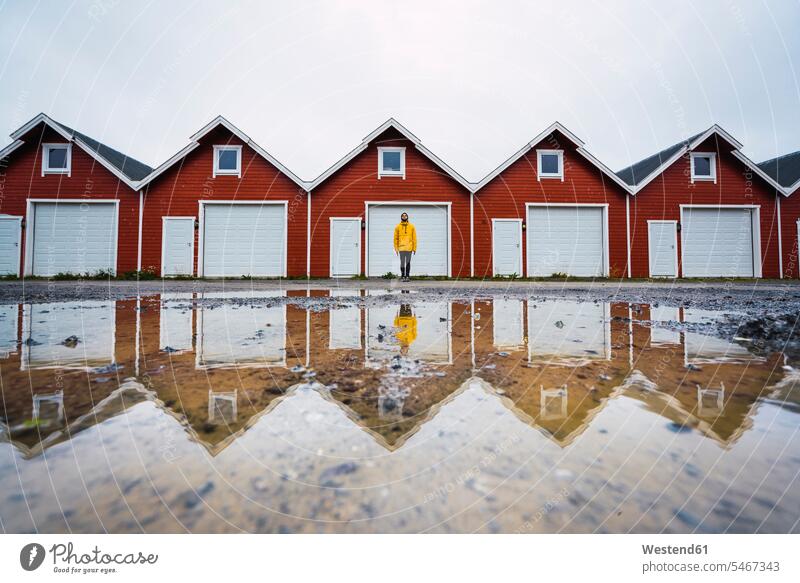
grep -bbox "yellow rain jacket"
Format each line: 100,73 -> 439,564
394,314 -> 418,347
393,222 -> 417,253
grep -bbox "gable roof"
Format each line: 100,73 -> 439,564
473,121 -> 633,193
616,131 -> 704,188
616,125 -> 785,195
308,118 -> 473,192
137,115 -> 307,190
758,151 -> 800,195
0,113 -> 152,187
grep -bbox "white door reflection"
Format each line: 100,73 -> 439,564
366,302 -> 452,365
21,301 -> 116,370
328,290 -> 361,349
683,309 -> 759,364
159,293 -> 194,353
196,291 -> 286,369
649,306 -> 681,346
528,300 -> 610,364
0,304 -> 19,358
492,299 -> 524,350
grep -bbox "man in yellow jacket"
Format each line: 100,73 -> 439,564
393,212 -> 417,282
394,304 -> 418,354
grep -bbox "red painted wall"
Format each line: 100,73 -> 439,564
309,128 -> 471,277
141,126 -> 308,277
629,137 -> 781,278
0,125 -> 140,275
779,193 -> 800,278
473,132 -> 630,278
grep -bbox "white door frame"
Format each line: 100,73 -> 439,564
197,200 -> 288,277
161,216 -> 196,277
647,220 -> 678,278
679,204 -> 762,278
364,201 -> 452,277
524,203 -> 610,277
24,199 -> 120,276
796,219 -> 800,279
329,217 -> 362,277
491,218 -> 523,277
0,215 -> 23,277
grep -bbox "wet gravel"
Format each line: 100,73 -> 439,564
3,279 -> 800,356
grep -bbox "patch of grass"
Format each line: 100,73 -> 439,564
381,272 -> 397,279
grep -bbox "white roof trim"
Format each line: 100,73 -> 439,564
784,179 -> 800,196
730,150 -> 787,196
308,118 -> 473,192
0,139 -> 24,159
138,115 -> 307,191
3,113 -> 142,190
474,122 -> 632,193
624,125 -> 782,195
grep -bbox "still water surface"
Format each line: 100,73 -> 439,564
0,290 -> 798,533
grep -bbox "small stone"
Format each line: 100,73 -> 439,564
61,335 -> 80,348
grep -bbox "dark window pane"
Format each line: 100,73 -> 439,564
540,153 -> 560,175
382,151 -> 402,172
218,149 -> 238,170
48,147 -> 68,169
693,156 -> 711,176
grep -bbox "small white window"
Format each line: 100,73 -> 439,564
690,152 -> 716,182
378,147 -> 405,178
213,145 -> 242,177
537,149 -> 563,180
42,143 -> 71,176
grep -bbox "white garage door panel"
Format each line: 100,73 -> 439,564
32,203 -> 117,276
527,206 -> 605,276
203,204 -> 286,277
368,205 -> 448,276
682,208 -> 755,277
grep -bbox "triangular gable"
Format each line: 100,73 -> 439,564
137,115 -> 307,191
617,125 -> 787,195
473,121 -> 632,193
0,113 -> 151,189
308,118 -> 473,192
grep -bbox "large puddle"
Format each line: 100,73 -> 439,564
0,290 -> 798,533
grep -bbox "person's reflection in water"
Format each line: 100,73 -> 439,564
394,304 -> 417,356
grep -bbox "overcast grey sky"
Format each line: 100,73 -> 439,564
1,0 -> 798,181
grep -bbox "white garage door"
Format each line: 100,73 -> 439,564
682,208 -> 755,277
367,204 -> 448,276
202,203 -> 286,277
31,202 -> 117,276
527,206 -> 605,276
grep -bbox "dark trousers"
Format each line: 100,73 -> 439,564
399,251 -> 412,277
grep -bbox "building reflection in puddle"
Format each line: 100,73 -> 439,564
0,292 -> 791,456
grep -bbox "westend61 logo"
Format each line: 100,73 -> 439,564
19,542 -> 158,574
19,543 -> 46,571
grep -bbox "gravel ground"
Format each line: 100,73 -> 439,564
3,278 -> 800,356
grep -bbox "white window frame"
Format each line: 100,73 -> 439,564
536,149 -> 564,181
690,152 -> 716,183
213,145 -> 242,177
41,143 -> 72,176
377,147 -> 406,179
